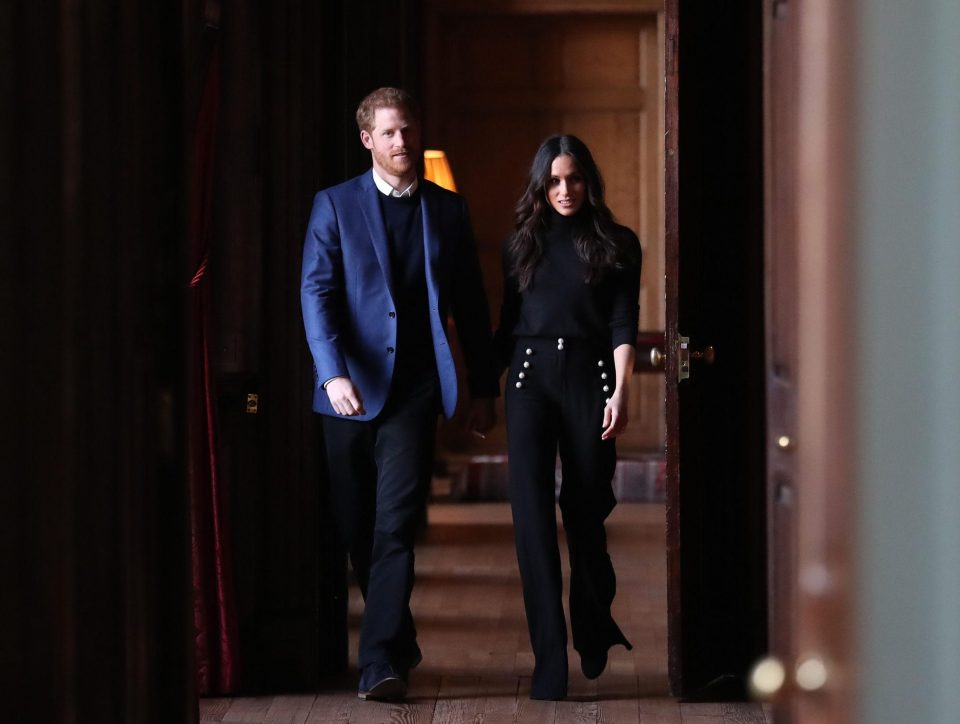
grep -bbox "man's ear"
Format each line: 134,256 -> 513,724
360,129 -> 373,150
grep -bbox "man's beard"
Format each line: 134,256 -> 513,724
374,147 -> 416,179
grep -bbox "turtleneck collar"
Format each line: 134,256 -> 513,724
544,204 -> 587,230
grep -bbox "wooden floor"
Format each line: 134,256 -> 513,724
200,502 -> 771,723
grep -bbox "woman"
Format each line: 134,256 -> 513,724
495,134 -> 641,700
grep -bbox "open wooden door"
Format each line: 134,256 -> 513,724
664,0 -> 769,697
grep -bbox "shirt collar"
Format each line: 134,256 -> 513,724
371,168 -> 419,198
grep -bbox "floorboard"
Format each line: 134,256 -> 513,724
200,698 -> 232,722
263,694 -> 315,724
637,698 -> 682,723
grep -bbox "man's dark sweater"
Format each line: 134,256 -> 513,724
379,191 -> 437,382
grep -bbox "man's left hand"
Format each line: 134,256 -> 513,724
466,398 -> 496,436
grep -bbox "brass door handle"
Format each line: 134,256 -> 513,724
650,347 -> 664,367
678,336 -> 717,382
690,345 -> 716,364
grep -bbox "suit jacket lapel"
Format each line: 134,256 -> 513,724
357,173 -> 395,298
420,182 -> 441,296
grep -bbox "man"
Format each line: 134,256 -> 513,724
300,87 -> 498,701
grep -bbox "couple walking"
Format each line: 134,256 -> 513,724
300,87 -> 641,702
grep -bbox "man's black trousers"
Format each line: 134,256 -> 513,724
321,372 -> 438,671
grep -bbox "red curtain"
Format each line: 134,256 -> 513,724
187,44 -> 240,694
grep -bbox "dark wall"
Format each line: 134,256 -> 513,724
0,0 -> 432,714
1,3 -> 193,723
676,0 -> 768,696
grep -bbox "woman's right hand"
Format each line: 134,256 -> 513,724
601,389 -> 629,440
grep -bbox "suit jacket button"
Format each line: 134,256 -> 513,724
387,347 -> 395,353
388,311 -> 396,318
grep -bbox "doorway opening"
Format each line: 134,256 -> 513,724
417,0 -> 672,696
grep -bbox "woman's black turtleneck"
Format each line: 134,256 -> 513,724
494,206 -> 641,369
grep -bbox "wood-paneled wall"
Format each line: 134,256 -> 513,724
424,0 -> 666,455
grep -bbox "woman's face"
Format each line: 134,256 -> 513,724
546,154 -> 586,216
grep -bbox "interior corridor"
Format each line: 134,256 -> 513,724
201,503 -> 771,722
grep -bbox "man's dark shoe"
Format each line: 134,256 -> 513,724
405,650 -> 423,672
580,649 -> 609,680
395,650 -> 423,683
358,662 -> 407,701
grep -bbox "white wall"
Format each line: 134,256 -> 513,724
855,1 -> 960,721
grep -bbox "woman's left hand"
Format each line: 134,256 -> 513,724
601,390 -> 629,440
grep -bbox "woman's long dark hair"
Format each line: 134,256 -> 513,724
508,134 -> 637,290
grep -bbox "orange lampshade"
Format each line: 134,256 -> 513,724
423,149 -> 457,192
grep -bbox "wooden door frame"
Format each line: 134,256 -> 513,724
791,0 -> 854,720
763,0 -> 800,714
663,0 -> 683,693
761,1 -> 855,719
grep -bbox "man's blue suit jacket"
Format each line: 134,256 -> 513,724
300,171 -> 499,421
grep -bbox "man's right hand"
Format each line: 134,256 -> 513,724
325,377 -> 366,416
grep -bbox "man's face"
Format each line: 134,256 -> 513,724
360,107 -> 420,182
